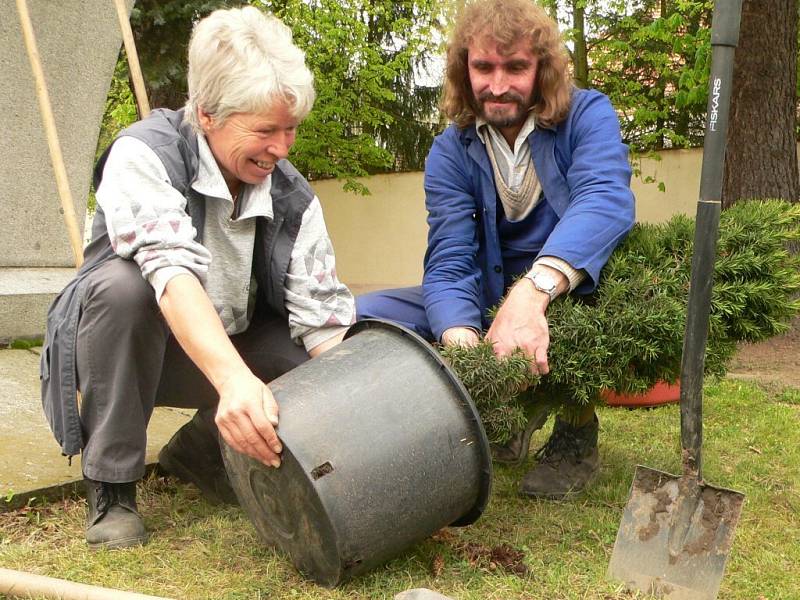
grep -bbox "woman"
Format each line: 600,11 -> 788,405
41,6 -> 355,549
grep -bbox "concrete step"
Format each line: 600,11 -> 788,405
0,346 -> 191,511
0,267 -> 76,344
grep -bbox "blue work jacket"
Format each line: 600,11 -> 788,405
422,88 -> 635,341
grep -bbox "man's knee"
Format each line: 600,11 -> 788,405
354,286 -> 434,341
355,290 -> 384,320
356,286 -> 422,320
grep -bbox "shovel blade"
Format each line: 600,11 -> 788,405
607,465 -> 744,599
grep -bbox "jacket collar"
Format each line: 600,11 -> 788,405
192,133 -> 274,221
459,118 -> 554,180
458,116 -> 555,145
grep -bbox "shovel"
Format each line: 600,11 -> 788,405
607,2 -> 746,598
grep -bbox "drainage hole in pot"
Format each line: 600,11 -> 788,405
311,461 -> 334,480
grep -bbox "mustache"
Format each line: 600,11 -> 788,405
477,91 -> 525,104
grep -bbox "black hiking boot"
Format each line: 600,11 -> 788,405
158,411 -> 238,506
519,414 -> 600,499
490,405 -> 551,465
85,479 -> 147,549
490,429 -> 530,464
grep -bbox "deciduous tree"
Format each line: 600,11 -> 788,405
125,0 -> 442,192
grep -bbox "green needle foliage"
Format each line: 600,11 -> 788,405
440,342 -> 538,444
441,200 -> 800,444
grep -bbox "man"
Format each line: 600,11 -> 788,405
358,0 -> 634,498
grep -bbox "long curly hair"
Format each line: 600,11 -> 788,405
441,0 -> 573,129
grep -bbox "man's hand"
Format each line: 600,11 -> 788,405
486,280 -> 551,373
486,267 -> 567,374
215,368 -> 283,468
442,326 -> 480,347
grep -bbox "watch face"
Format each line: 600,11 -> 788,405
533,272 -> 556,292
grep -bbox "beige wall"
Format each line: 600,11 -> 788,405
631,148 -> 702,224
316,147 -> 705,290
316,172 -> 429,291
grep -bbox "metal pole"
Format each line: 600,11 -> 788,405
679,0 -> 744,479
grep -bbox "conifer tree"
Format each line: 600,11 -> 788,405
442,200 -> 800,444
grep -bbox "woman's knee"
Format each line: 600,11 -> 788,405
234,311 -> 310,382
83,258 -> 161,326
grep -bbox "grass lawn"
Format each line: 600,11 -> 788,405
1,378 -> 798,599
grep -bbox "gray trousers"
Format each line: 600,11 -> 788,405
76,258 -> 309,483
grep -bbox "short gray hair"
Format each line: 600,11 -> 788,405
184,6 -> 315,132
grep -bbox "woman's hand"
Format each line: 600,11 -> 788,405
215,368 -> 283,468
159,274 -> 284,468
308,328 -> 347,358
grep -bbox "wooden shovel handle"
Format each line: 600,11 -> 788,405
16,0 -> 83,267
113,0 -> 150,118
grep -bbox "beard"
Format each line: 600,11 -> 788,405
476,91 -> 531,128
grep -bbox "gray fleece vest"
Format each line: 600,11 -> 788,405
41,108 -> 314,456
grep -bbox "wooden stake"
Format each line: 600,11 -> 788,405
16,0 -> 84,268
113,0 -> 151,118
0,567 -> 173,600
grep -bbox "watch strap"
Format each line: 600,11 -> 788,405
524,271 -> 558,302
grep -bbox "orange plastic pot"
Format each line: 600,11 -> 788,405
602,381 -> 680,408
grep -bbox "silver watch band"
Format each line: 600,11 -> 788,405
524,271 -> 558,302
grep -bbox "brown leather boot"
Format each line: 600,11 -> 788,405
158,411 -> 238,505
85,479 -> 147,549
519,414 -> 600,499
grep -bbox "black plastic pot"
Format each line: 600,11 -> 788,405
221,319 -> 492,587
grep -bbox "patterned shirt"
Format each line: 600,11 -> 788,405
95,135 -> 355,351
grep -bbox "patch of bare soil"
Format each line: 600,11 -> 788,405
430,529 -> 529,577
727,317 -> 800,390
458,541 -> 529,576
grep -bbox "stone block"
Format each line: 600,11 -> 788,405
0,0 -> 133,267
0,267 -> 75,343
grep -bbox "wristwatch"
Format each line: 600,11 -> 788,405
524,270 -> 559,302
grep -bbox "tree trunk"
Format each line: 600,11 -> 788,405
572,0 -> 588,89
721,0 -> 798,207
656,0 -> 669,149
